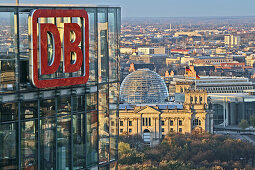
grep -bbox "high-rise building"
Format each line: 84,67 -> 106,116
0,4 -> 120,169
224,35 -> 241,47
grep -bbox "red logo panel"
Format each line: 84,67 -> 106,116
30,9 -> 89,88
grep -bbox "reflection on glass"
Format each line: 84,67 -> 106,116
21,101 -> 38,119
40,118 -> 56,169
73,113 -> 85,169
57,115 -> 71,170
0,12 -> 17,93
98,8 -> 108,83
40,99 -> 55,117
109,110 -> 117,161
0,123 -> 18,169
0,60 -> 16,92
21,120 -> 37,169
57,97 -> 71,115
73,95 -> 85,112
86,9 -> 97,84
108,8 -> 118,82
98,84 -> 109,163
86,93 -> 98,167
0,102 -> 18,122
109,83 -> 118,161
110,161 -> 117,169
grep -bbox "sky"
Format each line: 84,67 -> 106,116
1,0 -> 255,18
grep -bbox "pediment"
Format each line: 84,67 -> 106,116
138,106 -> 161,114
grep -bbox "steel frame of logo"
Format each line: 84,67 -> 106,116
30,9 -> 89,88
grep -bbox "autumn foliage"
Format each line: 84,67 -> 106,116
118,133 -> 255,169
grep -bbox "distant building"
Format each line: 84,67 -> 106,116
170,76 -> 253,94
119,89 -> 213,146
194,56 -> 233,66
119,69 -> 213,146
120,47 -> 136,54
210,92 -> 255,126
137,47 -> 165,55
224,35 -> 241,47
245,54 -> 255,67
173,31 -> 202,37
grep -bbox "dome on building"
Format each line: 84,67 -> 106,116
120,69 -> 169,104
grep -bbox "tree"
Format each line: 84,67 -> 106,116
239,119 -> 249,130
250,114 -> 255,128
118,142 -> 132,157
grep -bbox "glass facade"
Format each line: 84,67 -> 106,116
0,5 -> 120,169
120,69 -> 169,104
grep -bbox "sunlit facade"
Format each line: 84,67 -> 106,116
0,5 -> 120,169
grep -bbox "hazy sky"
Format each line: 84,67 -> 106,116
2,0 -> 255,17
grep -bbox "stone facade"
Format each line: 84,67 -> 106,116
119,89 -> 213,145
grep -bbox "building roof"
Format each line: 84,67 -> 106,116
120,69 -> 169,104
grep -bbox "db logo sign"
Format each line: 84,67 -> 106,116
29,9 -> 89,88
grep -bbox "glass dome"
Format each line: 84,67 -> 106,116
120,69 -> 169,104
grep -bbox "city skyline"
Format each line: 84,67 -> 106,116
1,0 -> 255,17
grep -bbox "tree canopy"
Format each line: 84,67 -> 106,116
119,133 -> 255,169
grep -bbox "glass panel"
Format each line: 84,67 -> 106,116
99,165 -> 109,170
109,83 -> 118,160
73,113 -> 85,169
19,12 -> 33,90
86,9 -> 97,85
109,83 -> 119,105
98,8 -> 108,83
108,8 -> 117,82
40,117 -> 56,170
86,92 -> 98,167
110,161 -> 117,169
57,115 -> 71,170
40,99 -> 55,117
21,120 -> 37,169
109,110 -> 117,161
19,12 -> 29,53
98,84 -> 109,163
0,12 -> 16,93
0,102 -> 18,122
20,101 -> 38,120
73,95 -> 85,112
57,96 -> 71,115
0,122 -> 18,169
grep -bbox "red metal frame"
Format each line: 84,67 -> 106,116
31,9 -> 89,88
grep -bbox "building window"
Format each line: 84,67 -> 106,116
179,120 -> 182,126
120,129 -> 123,133
129,121 -> 132,126
179,128 -> 182,133
111,129 -> 114,133
170,120 -> 174,126
111,121 -> 115,126
170,128 -> 173,132
129,129 -> 132,133
161,120 -> 165,126
162,128 -> 164,132
193,119 -> 201,126
120,121 -> 123,126
143,118 -> 151,126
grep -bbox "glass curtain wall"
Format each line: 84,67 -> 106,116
0,5 -> 120,169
